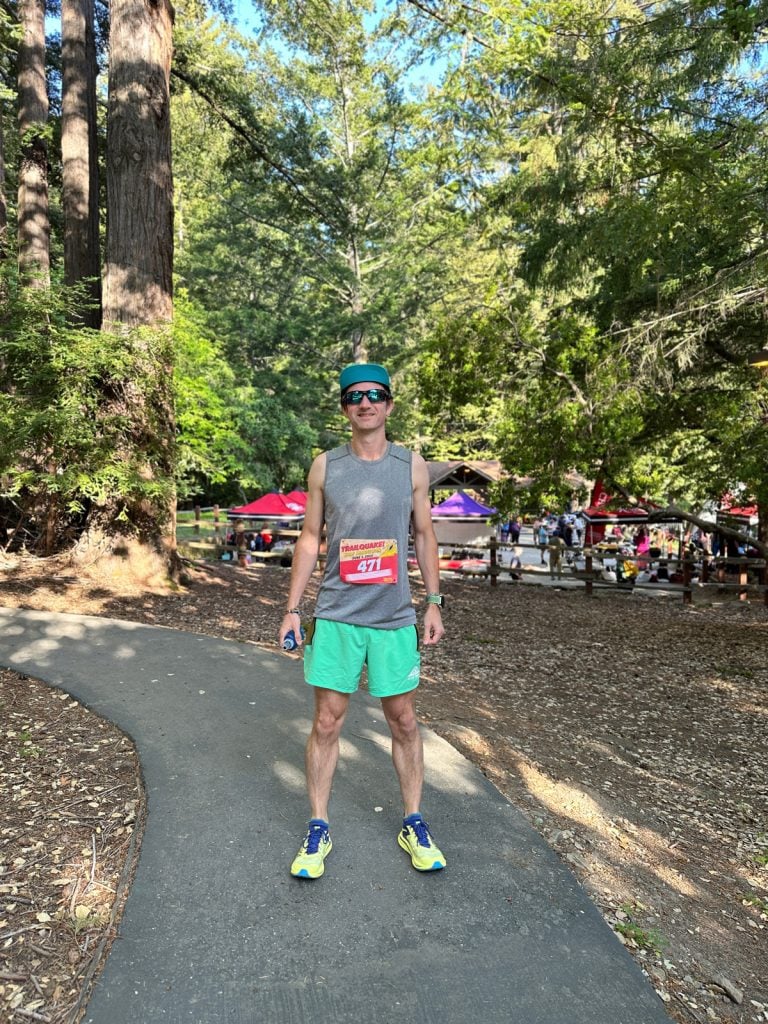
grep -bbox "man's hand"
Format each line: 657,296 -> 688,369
279,611 -> 303,649
423,604 -> 445,645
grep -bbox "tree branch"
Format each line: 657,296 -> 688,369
647,505 -> 766,558
171,66 -> 336,227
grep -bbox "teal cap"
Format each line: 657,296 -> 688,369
339,363 -> 391,394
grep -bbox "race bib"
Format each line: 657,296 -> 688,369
339,538 -> 398,584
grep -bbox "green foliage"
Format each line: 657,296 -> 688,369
173,292 -> 317,502
0,268 -> 177,550
171,3 -> 467,457
411,0 -> 768,521
173,293 -> 246,499
614,905 -> 668,955
6,0 -> 768,552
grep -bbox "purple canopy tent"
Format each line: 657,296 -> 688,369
431,490 -> 497,520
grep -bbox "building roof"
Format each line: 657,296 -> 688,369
427,461 -> 503,491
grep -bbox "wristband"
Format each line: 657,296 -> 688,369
425,594 -> 444,607
286,607 -> 301,615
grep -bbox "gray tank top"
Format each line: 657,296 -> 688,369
313,442 -> 416,629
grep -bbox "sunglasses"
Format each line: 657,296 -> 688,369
341,388 -> 392,406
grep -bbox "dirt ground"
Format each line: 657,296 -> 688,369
1,554 -> 766,1024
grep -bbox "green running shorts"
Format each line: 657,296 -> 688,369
303,618 -> 420,697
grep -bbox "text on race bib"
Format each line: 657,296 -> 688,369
339,538 -> 398,584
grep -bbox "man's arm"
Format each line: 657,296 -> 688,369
411,452 -> 445,646
278,453 -> 326,648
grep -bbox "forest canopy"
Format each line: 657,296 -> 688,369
1,0 -> 767,554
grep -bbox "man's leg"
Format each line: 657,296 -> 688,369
306,686 -> 350,821
381,691 -> 423,817
383,691 -> 447,871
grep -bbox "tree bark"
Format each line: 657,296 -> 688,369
93,0 -> 179,575
103,0 -> 174,327
0,103 -> 7,261
17,0 -> 50,286
61,0 -> 101,325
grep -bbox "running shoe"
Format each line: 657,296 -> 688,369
397,813 -> 446,871
290,819 -> 332,879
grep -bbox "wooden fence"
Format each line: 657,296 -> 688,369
474,537 -> 768,606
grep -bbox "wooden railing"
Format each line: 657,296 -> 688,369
444,537 -> 768,606
177,506 -> 303,567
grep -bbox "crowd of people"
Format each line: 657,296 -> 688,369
506,510 -> 760,583
220,527 -> 296,565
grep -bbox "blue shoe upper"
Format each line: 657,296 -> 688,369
305,821 -> 329,853
403,815 -> 432,847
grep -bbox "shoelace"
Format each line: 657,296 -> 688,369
408,818 -> 432,848
304,824 -> 327,854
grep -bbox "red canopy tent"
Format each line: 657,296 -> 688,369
582,506 -> 650,545
228,491 -> 306,521
283,490 -> 308,508
717,502 -> 758,528
581,480 -> 678,544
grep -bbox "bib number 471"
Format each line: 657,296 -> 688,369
357,557 -> 381,574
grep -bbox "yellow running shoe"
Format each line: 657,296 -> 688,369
397,814 -> 446,871
290,820 -> 332,879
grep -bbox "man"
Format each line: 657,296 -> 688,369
548,531 -> 565,579
279,363 -> 446,880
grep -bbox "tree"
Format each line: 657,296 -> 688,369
17,0 -> 49,285
61,0 -> 101,324
0,107 -> 7,263
412,0 -> 768,533
85,0 -> 178,569
171,6 -> 463,402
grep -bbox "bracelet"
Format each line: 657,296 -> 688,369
286,607 -> 301,615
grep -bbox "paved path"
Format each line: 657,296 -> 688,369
0,608 -> 671,1024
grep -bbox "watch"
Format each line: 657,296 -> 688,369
425,593 -> 445,607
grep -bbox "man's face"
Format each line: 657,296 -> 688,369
341,380 -> 393,431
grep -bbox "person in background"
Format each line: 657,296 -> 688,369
536,519 -> 549,564
509,516 -> 521,545
574,512 -> 585,547
548,531 -> 566,579
509,545 -> 523,581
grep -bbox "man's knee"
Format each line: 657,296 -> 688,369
312,692 -> 348,742
383,697 -> 419,740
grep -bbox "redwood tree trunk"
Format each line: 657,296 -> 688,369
92,0 -> 179,572
0,104 -> 7,259
61,0 -> 101,325
103,0 -> 174,327
17,0 -> 50,286
0,104 -> 6,328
